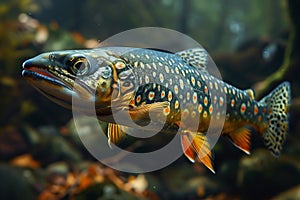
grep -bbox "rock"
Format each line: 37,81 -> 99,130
74,182 -> 147,200
66,116 -> 108,151
237,149 -> 300,199
271,185 -> 300,200
46,162 -> 70,175
31,133 -> 82,166
160,162 -> 221,199
0,126 -> 29,159
0,164 -> 38,199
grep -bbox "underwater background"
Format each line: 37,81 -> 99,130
1,0 -> 300,199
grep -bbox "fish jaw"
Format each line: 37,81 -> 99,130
22,52 -> 96,110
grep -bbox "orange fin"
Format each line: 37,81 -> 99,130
107,123 -> 127,148
181,133 -> 197,163
227,127 -> 251,154
181,130 -> 215,173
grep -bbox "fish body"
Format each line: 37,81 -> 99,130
22,47 -> 291,173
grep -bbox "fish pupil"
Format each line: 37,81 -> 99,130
71,57 -> 90,76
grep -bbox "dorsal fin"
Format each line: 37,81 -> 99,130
176,48 -> 208,71
244,89 -> 255,100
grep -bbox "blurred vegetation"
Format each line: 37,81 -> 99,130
35,0 -> 288,52
0,0 -> 299,199
0,0 -> 38,75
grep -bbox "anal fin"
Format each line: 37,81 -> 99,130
227,127 -> 251,154
181,130 -> 215,173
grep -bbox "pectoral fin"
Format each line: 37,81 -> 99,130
107,123 -> 127,148
227,127 -> 251,154
127,101 -> 170,122
181,133 -> 197,163
181,130 -> 215,173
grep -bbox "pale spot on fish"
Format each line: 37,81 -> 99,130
193,92 -> 197,104
174,100 -> 179,109
152,71 -> 156,77
219,97 -> 224,106
203,111 -> 208,118
136,95 -> 141,103
145,75 -> 150,84
204,97 -> 208,106
168,91 -> 172,101
152,62 -> 157,70
186,92 -> 190,101
224,87 -> 228,94
209,105 -> 213,114
181,70 -> 185,77
179,79 -> 184,89
152,83 -> 156,89
232,89 -> 236,95
173,85 -> 178,94
134,61 -> 139,67
191,76 -> 195,86
161,90 -> 166,98
165,66 -> 170,73
148,91 -> 155,101
197,81 -> 201,88
231,99 -> 235,107
240,103 -> 246,114
163,106 -> 170,116
214,82 -> 219,90
182,109 -> 189,120
159,73 -> 164,83
198,104 -> 203,113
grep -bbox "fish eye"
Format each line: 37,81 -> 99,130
70,55 -> 90,76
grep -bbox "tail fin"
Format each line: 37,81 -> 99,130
260,82 -> 291,156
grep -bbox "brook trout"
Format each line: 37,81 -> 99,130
22,47 -> 291,173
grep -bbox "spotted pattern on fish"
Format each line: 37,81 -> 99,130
22,47 -> 291,173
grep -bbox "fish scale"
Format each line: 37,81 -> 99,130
22,47 -> 291,173
122,50 -> 214,122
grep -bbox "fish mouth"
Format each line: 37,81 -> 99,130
22,59 -> 94,108
22,67 -> 70,89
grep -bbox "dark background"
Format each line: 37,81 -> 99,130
0,0 -> 299,199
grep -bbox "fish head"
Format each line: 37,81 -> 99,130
22,49 -> 125,114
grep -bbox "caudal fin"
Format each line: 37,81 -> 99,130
260,82 -> 291,156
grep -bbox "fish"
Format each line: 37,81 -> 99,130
22,47 -> 291,173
